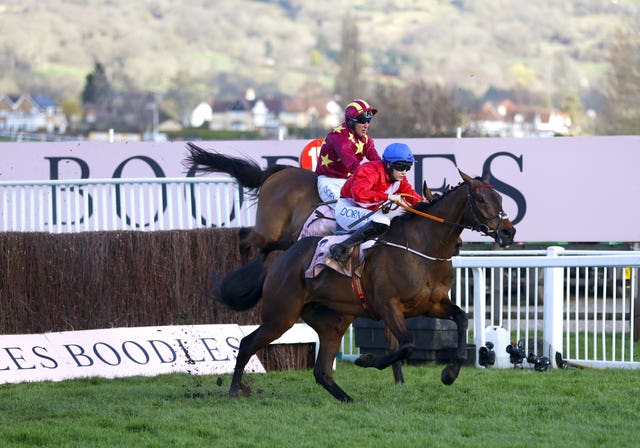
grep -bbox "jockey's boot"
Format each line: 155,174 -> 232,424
329,221 -> 389,263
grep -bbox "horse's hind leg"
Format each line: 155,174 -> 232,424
301,305 -> 354,402
229,321 -> 293,398
238,227 -> 266,264
440,304 -> 469,386
355,310 -> 414,370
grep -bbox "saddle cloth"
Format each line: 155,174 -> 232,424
304,235 -> 376,279
297,204 -> 336,240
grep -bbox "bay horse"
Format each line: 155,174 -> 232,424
184,142 -> 321,261
214,170 -> 516,402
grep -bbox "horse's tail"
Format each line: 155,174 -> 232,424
184,142 -> 287,193
216,258 -> 267,311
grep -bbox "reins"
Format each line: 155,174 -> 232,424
396,200 -> 448,223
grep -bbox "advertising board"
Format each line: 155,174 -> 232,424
1,136 -> 639,242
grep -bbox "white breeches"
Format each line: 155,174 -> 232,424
317,175 -> 347,208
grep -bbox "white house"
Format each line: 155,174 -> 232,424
469,100 -> 573,137
0,94 -> 68,134
189,102 -> 213,128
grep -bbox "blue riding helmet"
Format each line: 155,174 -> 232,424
382,143 -> 415,163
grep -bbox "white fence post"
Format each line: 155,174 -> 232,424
544,246 -> 565,365
472,266 -> 487,368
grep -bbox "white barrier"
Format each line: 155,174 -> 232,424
342,247 -> 640,369
457,247 -> 639,368
0,323 -> 320,385
0,177 -> 254,232
0,324 -> 265,385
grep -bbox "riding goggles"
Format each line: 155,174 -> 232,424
355,111 -> 373,124
391,161 -> 412,172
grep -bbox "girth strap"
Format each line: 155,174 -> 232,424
350,245 -> 376,317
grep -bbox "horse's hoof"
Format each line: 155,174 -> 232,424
354,353 -> 376,367
440,364 -> 459,386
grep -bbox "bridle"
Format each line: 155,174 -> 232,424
465,183 -> 510,238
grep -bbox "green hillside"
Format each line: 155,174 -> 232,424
0,0 -> 637,104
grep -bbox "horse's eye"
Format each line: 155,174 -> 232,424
475,195 -> 485,204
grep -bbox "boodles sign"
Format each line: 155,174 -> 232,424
0,324 -> 265,384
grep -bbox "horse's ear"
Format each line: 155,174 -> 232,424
458,169 -> 473,184
481,169 -> 491,184
422,180 -> 435,200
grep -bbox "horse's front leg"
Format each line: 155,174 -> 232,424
384,326 -> 405,384
301,305 -> 355,402
441,304 -> 468,386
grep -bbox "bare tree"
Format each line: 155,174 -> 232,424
335,11 -> 363,104
371,80 -> 461,138
162,71 -> 210,126
600,30 -> 640,135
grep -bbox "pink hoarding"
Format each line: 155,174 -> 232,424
1,136 -> 639,242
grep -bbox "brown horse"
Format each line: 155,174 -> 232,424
214,170 -> 516,402
185,142 -> 437,258
184,142 -> 321,261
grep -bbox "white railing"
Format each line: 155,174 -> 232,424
0,177 -> 254,232
457,247 -> 639,369
341,247 -> 640,369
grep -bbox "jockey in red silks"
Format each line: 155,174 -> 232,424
315,99 -> 381,208
329,142 -> 424,262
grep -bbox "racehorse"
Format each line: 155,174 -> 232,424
214,170 -> 516,402
184,142 -> 321,262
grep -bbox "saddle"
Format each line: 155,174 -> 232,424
300,205 -> 377,306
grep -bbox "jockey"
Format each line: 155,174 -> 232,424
315,99 -> 381,207
329,142 -> 425,263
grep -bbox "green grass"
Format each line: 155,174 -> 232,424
1,362 -> 639,447
31,63 -> 87,81
564,331 -> 640,362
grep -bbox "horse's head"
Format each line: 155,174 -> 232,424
459,170 -> 516,248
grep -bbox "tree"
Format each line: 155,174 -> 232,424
162,71 -> 210,126
59,97 -> 83,131
371,80 -> 460,138
600,30 -> 640,135
81,62 -> 113,108
335,11 -> 363,104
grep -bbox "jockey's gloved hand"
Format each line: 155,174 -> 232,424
387,194 -> 401,203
